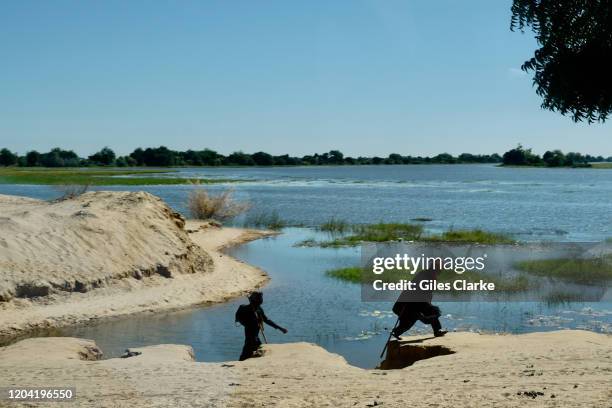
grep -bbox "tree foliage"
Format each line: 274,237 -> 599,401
502,144 -> 542,165
0,148 -> 18,166
25,151 -> 41,166
502,144 -> 591,167
2,146 -> 610,168
511,0 -> 612,122
39,148 -> 80,167
88,147 -> 116,165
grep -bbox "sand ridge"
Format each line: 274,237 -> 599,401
0,331 -> 609,407
0,192 -> 275,342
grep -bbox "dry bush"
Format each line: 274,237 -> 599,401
187,185 -> 250,222
54,184 -> 90,201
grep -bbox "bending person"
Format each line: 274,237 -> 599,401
391,268 -> 447,339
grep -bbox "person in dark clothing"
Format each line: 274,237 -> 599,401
235,291 -> 287,361
391,268 -> 447,339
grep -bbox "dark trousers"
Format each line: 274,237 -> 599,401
395,313 -> 442,337
239,333 -> 261,361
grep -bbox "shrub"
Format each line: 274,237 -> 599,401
187,185 -> 250,222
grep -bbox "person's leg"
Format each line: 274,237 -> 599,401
429,317 -> 442,332
252,336 -> 262,356
239,338 -> 254,361
239,334 -> 259,361
420,316 -> 446,336
239,341 -> 251,361
392,315 -> 417,339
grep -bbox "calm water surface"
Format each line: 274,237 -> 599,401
3,164 -> 612,241
57,228 -> 611,368
2,165 -> 611,367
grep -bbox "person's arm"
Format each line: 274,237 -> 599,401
260,309 -> 288,333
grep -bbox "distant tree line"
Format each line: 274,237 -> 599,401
501,145 -> 608,167
0,146 -> 610,167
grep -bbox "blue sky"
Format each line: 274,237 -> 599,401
1,0 -> 610,157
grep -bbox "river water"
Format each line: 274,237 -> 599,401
5,164 -> 612,241
1,165 -> 611,367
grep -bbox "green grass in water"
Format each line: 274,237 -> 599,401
325,267 -> 363,283
318,217 -> 350,233
325,266 -> 530,293
422,229 -> 515,244
543,291 -> 588,305
244,210 -> 286,230
0,168 -> 236,185
318,223 -> 424,247
515,256 -> 612,285
303,223 -> 514,247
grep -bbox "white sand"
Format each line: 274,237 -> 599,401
0,192 -> 274,341
0,331 -> 609,407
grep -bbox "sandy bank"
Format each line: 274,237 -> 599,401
0,192 -> 274,342
0,331 -> 609,407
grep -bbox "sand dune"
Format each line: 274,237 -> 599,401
0,191 -> 213,301
0,331 -> 609,407
0,192 -> 273,342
